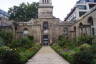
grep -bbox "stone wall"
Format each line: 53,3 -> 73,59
16,18 -> 65,44
68,8 -> 96,39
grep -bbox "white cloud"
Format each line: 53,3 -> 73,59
0,0 -> 78,20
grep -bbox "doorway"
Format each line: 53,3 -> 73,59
42,35 -> 49,45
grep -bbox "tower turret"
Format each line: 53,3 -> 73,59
38,0 -> 53,18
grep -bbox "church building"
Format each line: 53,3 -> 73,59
16,0 -> 65,45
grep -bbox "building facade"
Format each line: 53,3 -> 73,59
65,0 -> 96,23
0,9 -> 13,31
16,0 -> 65,45
68,6 -> 96,39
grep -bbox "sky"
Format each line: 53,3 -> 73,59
0,0 -> 78,20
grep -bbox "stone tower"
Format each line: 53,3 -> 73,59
38,0 -> 53,18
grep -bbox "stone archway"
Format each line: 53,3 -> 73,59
79,22 -> 83,35
42,21 -> 49,45
42,35 -> 49,45
87,16 -> 94,35
23,28 -> 29,36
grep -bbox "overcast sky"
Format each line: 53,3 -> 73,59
0,0 -> 78,20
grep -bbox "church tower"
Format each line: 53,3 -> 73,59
38,0 -> 53,18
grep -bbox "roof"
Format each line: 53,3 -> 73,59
64,7 -> 76,21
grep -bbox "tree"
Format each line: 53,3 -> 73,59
8,2 -> 38,21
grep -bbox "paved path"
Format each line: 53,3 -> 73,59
26,46 -> 70,64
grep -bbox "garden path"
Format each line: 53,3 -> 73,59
26,46 -> 70,64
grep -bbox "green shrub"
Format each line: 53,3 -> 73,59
71,44 -> 96,64
28,36 -> 34,41
0,46 -> 22,64
11,37 -> 33,48
20,37 -> 33,48
92,36 -> 96,44
52,35 -> 96,64
0,37 -> 4,46
19,48 -> 36,63
73,47 -> 93,64
19,43 -> 41,63
57,35 -> 65,47
91,59 -> 96,64
0,30 -> 13,45
52,43 -> 81,63
79,43 -> 91,50
10,39 -> 21,48
57,35 -> 70,48
90,45 -> 96,64
77,35 -> 93,45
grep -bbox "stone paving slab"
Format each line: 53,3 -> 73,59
26,46 -> 70,64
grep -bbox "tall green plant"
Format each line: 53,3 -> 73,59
0,46 -> 22,64
77,35 -> 93,45
11,37 -> 33,48
57,35 -> 70,48
0,37 -> 4,46
0,30 -> 13,46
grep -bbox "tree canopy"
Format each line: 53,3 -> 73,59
8,2 -> 38,21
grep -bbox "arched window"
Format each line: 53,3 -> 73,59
88,17 -> 94,35
43,22 -> 48,30
64,27 -> 68,35
79,22 -> 83,28
74,26 -> 76,31
88,16 -> 93,25
23,28 -> 29,35
74,26 -> 76,37
24,28 -> 28,31
79,23 -> 83,33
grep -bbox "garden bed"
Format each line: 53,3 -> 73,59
52,43 -> 96,64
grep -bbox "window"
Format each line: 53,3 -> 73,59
94,0 -> 96,2
64,27 -> 68,35
45,0 -> 46,3
77,5 -> 87,10
86,0 -> 94,2
43,0 -> 46,4
88,17 -> 93,25
43,0 -> 44,3
89,4 -> 96,9
43,22 -> 48,30
23,28 -> 29,35
45,0 -> 48,4
43,35 -> 48,39
74,26 -> 76,31
88,17 -> 95,35
79,11 -> 86,17
47,0 -> 49,3
92,28 -> 95,35
78,0 -> 86,3
43,35 -> 49,45
79,22 -> 83,28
